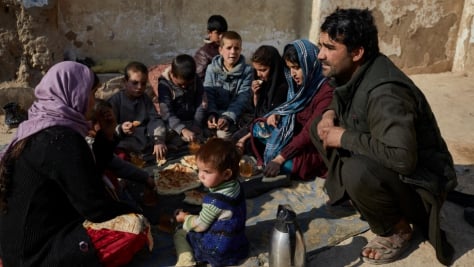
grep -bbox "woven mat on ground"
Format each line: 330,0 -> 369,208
127,177 -> 369,267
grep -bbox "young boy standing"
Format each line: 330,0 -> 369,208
174,138 -> 249,267
194,15 -> 228,82
108,61 -> 167,161
204,31 -> 253,140
156,54 -> 207,147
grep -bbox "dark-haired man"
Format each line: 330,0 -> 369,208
311,8 -> 456,265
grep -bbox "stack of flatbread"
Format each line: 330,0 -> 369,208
155,163 -> 200,195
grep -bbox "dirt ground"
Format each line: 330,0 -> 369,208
0,71 -> 473,266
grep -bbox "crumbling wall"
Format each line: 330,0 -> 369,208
0,0 -> 67,86
57,0 -> 308,68
0,1 -> 22,83
317,0 -> 465,74
1,0 -> 474,87
453,0 -> 474,72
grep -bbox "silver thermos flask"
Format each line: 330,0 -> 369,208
269,204 -> 306,267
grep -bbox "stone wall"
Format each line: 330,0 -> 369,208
314,0 -> 466,75
453,0 -> 474,72
0,0 -> 66,85
1,0 -> 474,85
57,0 -> 309,67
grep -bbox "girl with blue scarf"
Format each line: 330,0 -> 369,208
251,39 -> 334,180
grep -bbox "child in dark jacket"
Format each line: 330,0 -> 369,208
108,61 -> 167,161
157,54 -> 207,149
87,99 -> 158,211
174,138 -> 249,267
234,45 -> 289,153
194,15 -> 228,82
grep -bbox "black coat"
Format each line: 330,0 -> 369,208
0,126 -> 136,266
312,54 -> 457,265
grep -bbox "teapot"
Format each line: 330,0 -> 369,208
269,204 -> 306,267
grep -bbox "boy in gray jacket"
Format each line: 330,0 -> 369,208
204,31 -> 252,139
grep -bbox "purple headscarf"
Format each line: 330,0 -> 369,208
0,61 -> 94,159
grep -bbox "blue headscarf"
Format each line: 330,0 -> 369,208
262,39 -> 326,164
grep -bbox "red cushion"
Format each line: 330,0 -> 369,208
86,228 -> 148,267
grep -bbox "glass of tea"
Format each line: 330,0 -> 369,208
239,158 -> 253,178
130,152 -> 146,168
188,141 -> 201,154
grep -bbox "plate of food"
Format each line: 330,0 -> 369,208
155,163 -> 201,195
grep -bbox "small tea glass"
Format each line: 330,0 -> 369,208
130,152 -> 146,168
239,157 -> 254,178
188,141 -> 201,154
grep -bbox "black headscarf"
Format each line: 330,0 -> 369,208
252,46 -> 288,118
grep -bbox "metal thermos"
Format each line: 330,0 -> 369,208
269,204 -> 306,267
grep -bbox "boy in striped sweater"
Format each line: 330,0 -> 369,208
173,138 -> 249,267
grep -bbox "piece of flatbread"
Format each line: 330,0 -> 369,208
156,158 -> 167,167
155,163 -> 200,195
183,190 -> 207,205
180,155 -> 197,170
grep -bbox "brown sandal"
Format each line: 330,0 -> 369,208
361,233 -> 411,265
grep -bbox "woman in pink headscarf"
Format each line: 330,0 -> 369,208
0,61 -> 151,267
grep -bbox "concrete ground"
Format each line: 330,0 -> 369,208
0,71 -> 473,266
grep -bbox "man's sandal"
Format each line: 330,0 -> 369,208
361,233 -> 411,265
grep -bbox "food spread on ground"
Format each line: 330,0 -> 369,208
155,163 -> 200,195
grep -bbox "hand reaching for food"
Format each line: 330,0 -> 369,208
181,128 -> 196,142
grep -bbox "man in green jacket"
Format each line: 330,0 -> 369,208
311,8 -> 457,265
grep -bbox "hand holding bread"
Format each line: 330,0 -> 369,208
121,121 -> 141,135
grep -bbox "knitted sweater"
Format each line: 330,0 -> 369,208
185,180 -> 248,267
